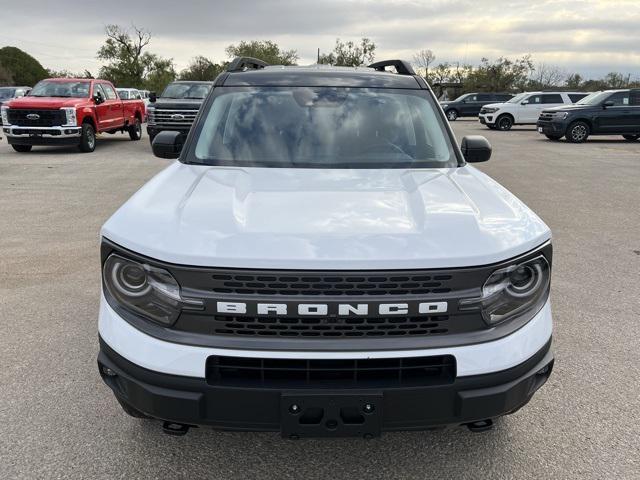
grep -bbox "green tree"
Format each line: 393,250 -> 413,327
97,24 -> 176,90
318,38 -> 376,66
179,56 -> 223,81
47,68 -> 93,79
565,73 -> 583,89
0,63 -> 14,86
464,55 -> 534,92
0,46 -> 48,86
225,40 -> 298,65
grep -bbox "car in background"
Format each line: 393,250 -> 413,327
479,92 -> 590,131
1,78 -> 146,153
440,92 -> 513,121
116,88 -> 143,101
536,89 -> 640,142
0,86 -> 31,138
146,81 -> 213,143
139,90 -> 151,106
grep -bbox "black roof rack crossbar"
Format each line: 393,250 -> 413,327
368,60 -> 416,76
227,57 -> 269,72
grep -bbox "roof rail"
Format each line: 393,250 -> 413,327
368,60 -> 416,76
227,57 -> 269,72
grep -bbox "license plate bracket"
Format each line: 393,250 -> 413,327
537,127 -> 543,133
281,392 -> 382,438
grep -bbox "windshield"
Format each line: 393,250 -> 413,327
29,80 -> 90,98
117,90 -> 130,99
0,88 -> 16,100
162,83 -> 211,99
192,87 -> 458,169
577,91 -> 609,105
507,93 -> 527,103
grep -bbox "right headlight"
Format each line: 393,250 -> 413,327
1,106 -> 10,126
103,253 -> 203,326
459,254 -> 550,327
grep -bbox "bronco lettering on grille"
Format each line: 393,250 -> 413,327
216,301 -> 448,316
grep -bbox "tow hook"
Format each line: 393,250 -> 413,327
465,419 -> 494,432
162,421 -> 191,436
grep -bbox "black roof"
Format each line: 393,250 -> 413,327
170,80 -> 215,85
222,65 -> 422,89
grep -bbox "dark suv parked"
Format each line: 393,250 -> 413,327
440,93 -> 513,121
146,81 -> 214,143
537,89 -> 640,142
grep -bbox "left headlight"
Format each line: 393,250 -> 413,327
61,107 -> 77,126
553,112 -> 569,120
460,254 -> 550,327
1,106 -> 10,126
103,253 -> 203,326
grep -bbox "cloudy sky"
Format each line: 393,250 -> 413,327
1,0 -> 639,79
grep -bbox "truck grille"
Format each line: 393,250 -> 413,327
206,354 -> 456,387
149,109 -> 198,126
210,272 -> 453,296
538,112 -> 554,122
212,314 -> 450,337
7,109 -> 66,127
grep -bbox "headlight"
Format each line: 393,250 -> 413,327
146,106 -> 155,123
61,107 -> 76,126
483,107 -> 497,114
459,254 -> 550,327
553,112 -> 569,120
1,106 -> 10,126
103,253 -> 203,326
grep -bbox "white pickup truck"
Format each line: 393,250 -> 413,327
97,58 -> 555,438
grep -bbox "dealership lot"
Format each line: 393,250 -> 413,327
1,122 -> 638,479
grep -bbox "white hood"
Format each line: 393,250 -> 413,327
101,163 -> 550,269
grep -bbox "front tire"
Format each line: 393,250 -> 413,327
11,144 -> 33,152
446,109 -> 458,121
545,134 -> 563,141
78,123 -> 96,152
496,114 -> 514,131
129,118 -> 142,141
622,134 -> 640,141
566,121 -> 590,143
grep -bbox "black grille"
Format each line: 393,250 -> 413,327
210,272 -> 453,296
7,109 -> 66,127
206,355 -> 456,387
212,314 -> 450,337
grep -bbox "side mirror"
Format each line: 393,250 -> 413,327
93,92 -> 104,104
149,92 -> 157,103
461,135 -> 492,163
152,131 -> 183,159
602,100 -> 615,108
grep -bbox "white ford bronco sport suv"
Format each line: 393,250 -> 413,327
98,58 -> 554,438
479,91 -> 589,130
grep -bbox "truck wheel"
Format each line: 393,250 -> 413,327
566,121 -> 589,143
11,144 -> 33,152
129,118 -> 142,141
622,134 -> 640,141
116,397 -> 151,419
545,134 -> 563,141
496,115 -> 513,131
78,123 -> 96,152
446,109 -> 458,121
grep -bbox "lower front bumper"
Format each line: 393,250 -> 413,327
4,126 -> 81,145
98,337 -> 554,435
536,122 -> 566,135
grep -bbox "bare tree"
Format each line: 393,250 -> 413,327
412,49 -> 436,79
529,63 -> 566,89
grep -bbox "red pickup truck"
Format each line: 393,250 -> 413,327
1,78 -> 146,153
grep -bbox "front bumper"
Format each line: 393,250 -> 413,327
4,125 -> 81,145
536,121 -> 566,135
99,336 -> 553,434
478,113 -> 496,125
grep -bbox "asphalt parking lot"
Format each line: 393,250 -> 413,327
1,122 -> 639,479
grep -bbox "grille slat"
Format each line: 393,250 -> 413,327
213,315 -> 450,337
210,272 -> 453,296
149,109 -> 198,126
206,354 -> 456,387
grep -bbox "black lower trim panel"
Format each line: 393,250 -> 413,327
8,136 -> 80,146
98,337 -> 553,435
